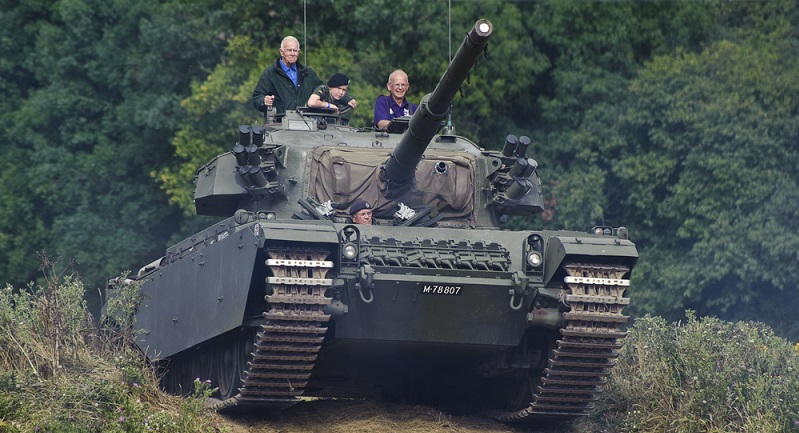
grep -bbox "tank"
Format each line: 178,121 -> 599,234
109,19 -> 637,422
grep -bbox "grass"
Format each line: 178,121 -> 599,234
0,260 -> 221,433
591,312 -> 799,433
1,263 -> 798,432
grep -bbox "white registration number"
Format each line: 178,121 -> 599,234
419,284 -> 463,296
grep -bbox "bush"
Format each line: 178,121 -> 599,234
597,312 -> 799,433
0,260 -> 221,433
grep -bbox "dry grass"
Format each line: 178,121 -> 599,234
595,313 -> 799,433
216,399 -> 568,433
0,268 -> 220,433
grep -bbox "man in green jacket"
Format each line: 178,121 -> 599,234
252,36 -> 323,116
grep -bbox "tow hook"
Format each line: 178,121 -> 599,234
356,264 -> 375,303
324,280 -> 349,317
509,271 -> 529,310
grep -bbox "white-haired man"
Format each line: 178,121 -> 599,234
252,36 -> 323,115
373,69 -> 418,129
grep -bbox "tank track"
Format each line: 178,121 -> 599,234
212,248 -> 333,410
485,262 -> 631,422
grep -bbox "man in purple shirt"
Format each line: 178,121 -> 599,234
373,69 -> 418,129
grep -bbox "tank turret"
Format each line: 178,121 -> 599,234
381,19 -> 493,196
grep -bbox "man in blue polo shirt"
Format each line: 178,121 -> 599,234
373,69 -> 418,130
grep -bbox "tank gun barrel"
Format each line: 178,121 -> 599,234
381,19 -> 493,194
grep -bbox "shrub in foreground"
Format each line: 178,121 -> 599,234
0,268 -> 220,433
596,313 -> 799,433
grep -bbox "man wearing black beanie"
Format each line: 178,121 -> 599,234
307,72 -> 359,124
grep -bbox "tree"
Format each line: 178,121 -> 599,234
502,0 -> 718,232
0,0 -> 227,295
617,2 -> 799,336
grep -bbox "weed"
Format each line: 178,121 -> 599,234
597,312 -> 799,433
0,259 -> 221,433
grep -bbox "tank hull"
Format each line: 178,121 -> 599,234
124,217 -> 636,419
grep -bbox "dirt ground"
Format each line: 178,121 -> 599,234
210,399 -> 582,433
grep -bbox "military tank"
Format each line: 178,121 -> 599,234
109,19 -> 637,422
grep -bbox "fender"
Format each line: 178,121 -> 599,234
254,220 -> 339,245
543,234 -> 638,285
135,226 -> 259,359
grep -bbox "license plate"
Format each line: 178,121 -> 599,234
419,284 -> 464,296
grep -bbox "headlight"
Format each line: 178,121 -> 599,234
342,243 -> 358,260
526,251 -> 543,268
591,225 -> 613,236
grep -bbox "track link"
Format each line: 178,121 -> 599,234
217,249 -> 333,410
486,263 -> 631,422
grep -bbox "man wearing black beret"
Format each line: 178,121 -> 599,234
307,73 -> 358,124
349,199 -> 373,225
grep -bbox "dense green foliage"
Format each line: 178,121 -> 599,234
1,0 -> 797,337
0,0 -> 226,298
